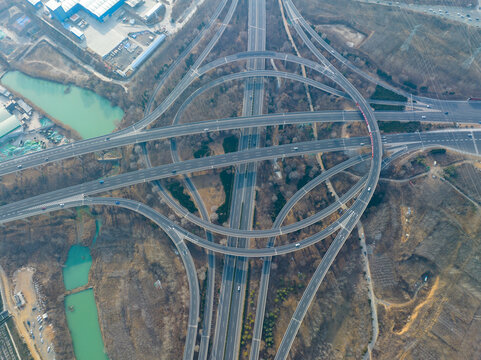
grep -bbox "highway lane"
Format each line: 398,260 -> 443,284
273,151 -> 425,360
169,100 -> 218,360
0,37 -> 468,181
277,2 -> 384,358
274,213 -> 360,360
171,150 -> 217,360
268,0 -> 475,356
6,185 -> 357,256
212,77 -> 267,360
9,144 -> 419,260
223,0 -> 267,356
167,230 -> 200,360
281,0 -> 410,98
144,0 -> 230,113
0,111 -> 367,176
385,130 -> 481,156
0,111 -> 357,178
140,143 -> 216,360
198,51 -> 333,80
0,137 -> 368,232
2,131 -> 480,231
249,154 -> 369,360
171,73 -> 344,127
2,107 -> 478,178
212,1 -> 265,353
2,0 -> 477,356
125,0 -> 241,134
175,70 -> 347,102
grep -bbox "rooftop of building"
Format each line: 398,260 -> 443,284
0,106 -> 21,139
46,0 -> 123,18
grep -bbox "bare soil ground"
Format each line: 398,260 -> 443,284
0,267 -> 40,360
251,145 -> 481,360
261,231 -> 372,360
446,162 -> 481,204
190,170 -> 225,218
91,208 -> 189,360
12,268 -> 54,360
0,197 -> 190,360
361,151 -> 481,360
316,24 -> 366,48
296,0 -> 481,98
0,213 -> 90,359
17,41 -> 91,88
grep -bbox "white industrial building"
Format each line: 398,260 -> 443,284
46,0 -> 125,22
0,107 -> 22,143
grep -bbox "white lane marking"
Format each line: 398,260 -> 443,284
472,130 -> 479,155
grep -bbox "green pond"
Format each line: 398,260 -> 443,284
63,245 -> 92,291
1,71 -> 123,139
65,290 -> 109,360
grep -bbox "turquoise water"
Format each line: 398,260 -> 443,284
63,239 -> 109,359
1,71 -> 123,139
63,245 -> 92,291
65,290 -> 109,360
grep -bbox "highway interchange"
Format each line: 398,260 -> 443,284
1,0 -> 481,358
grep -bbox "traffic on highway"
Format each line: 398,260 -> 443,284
0,0 -> 480,358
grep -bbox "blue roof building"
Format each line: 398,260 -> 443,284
46,0 -> 125,22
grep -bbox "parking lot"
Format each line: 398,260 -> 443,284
104,38 -> 143,71
13,268 -> 56,360
78,9 -> 151,57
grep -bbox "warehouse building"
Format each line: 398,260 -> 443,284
131,33 -> 165,70
27,0 -> 43,9
45,0 -> 125,22
0,107 -> 22,143
142,2 -> 164,22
